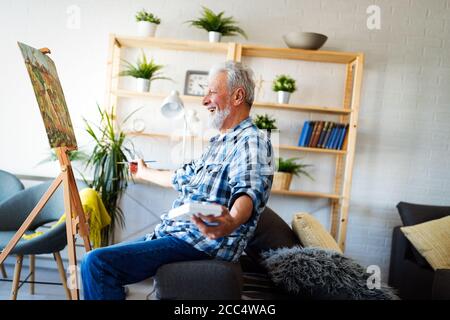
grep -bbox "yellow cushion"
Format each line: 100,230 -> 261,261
291,212 -> 342,254
401,216 -> 450,270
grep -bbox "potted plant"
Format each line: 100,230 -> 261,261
186,6 -> 247,43
272,157 -> 313,191
83,105 -> 138,246
135,9 -> 161,37
253,114 -> 277,131
119,52 -> 170,92
272,74 -> 297,104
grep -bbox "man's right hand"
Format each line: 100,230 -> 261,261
130,159 -> 149,179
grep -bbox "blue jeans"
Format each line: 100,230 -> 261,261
80,235 -> 210,300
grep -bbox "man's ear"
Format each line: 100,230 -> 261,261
232,87 -> 246,106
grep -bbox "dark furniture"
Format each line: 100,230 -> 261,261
154,207 -> 301,299
388,201 -> 450,300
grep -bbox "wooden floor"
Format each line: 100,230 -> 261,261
0,264 -> 156,300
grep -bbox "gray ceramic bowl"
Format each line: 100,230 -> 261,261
283,32 -> 328,50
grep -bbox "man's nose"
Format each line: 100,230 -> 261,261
202,95 -> 210,106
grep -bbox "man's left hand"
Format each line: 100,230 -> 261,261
191,206 -> 236,240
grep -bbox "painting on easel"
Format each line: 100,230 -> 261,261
18,42 -> 77,149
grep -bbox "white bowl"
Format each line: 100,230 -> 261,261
283,32 -> 328,50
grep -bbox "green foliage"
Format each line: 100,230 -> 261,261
186,6 -> 247,39
38,149 -> 89,166
119,52 -> 170,81
253,114 -> 277,130
272,74 -> 297,93
83,105 -> 139,246
135,9 -> 161,24
276,157 -> 314,180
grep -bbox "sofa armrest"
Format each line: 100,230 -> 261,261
389,226 -> 408,288
154,260 -> 242,300
432,269 -> 450,300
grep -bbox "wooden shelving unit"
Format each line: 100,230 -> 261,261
105,34 -> 364,251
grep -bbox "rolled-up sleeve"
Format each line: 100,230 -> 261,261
227,134 -> 274,216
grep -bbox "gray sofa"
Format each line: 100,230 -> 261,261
154,207 -> 301,300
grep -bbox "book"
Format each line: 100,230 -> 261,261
326,125 -> 338,149
310,121 -> 324,148
321,122 -> 334,148
298,121 -> 310,147
317,121 -> 330,148
332,124 -> 344,150
304,121 -> 315,146
329,124 -> 341,149
337,124 -> 349,150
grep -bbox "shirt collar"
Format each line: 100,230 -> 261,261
209,117 -> 254,142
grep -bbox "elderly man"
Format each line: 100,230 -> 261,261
81,61 -> 274,300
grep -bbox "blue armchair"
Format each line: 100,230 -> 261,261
0,170 -> 24,279
0,179 -> 87,299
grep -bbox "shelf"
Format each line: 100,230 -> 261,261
114,35 -> 229,53
114,90 -> 352,115
271,189 -> 341,200
126,132 -> 346,154
113,35 -> 361,64
278,144 -> 346,155
241,44 -> 360,64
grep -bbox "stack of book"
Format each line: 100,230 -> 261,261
297,121 -> 349,150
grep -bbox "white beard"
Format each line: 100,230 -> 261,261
207,106 -> 231,130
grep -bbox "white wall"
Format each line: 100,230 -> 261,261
0,0 -> 449,282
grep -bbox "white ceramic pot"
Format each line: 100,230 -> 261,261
136,78 -> 150,92
137,21 -> 157,37
208,31 -> 222,43
277,91 -> 291,104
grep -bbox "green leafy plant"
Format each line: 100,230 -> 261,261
119,52 -> 170,81
186,6 -> 247,39
38,149 -> 89,166
272,74 -> 297,93
135,9 -> 161,24
83,105 -> 139,246
253,114 -> 277,130
276,157 -> 314,180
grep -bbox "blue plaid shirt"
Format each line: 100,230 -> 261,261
152,117 -> 274,262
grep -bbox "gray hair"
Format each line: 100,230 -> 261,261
208,61 -> 255,107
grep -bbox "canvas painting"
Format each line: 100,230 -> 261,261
18,42 -> 77,149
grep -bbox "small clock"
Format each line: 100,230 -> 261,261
184,70 -> 208,96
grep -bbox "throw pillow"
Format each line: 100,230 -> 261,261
400,216 -> 450,270
261,246 -> 398,300
396,202 -> 450,267
291,213 -> 342,253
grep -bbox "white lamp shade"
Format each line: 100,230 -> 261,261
160,90 -> 184,119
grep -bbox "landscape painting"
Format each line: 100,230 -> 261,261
18,42 -> 77,149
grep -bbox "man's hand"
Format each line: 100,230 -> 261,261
191,195 -> 253,240
191,206 -> 236,240
130,159 -> 149,179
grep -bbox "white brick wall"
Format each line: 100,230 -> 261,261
1,0 -> 449,283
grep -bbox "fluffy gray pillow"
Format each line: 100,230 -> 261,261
261,246 -> 398,300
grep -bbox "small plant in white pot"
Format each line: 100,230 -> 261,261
119,52 -> 170,92
272,74 -> 297,104
186,6 -> 247,43
135,9 -> 161,37
253,114 -> 277,131
272,157 -> 313,191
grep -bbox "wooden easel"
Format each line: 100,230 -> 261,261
0,147 -> 92,300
